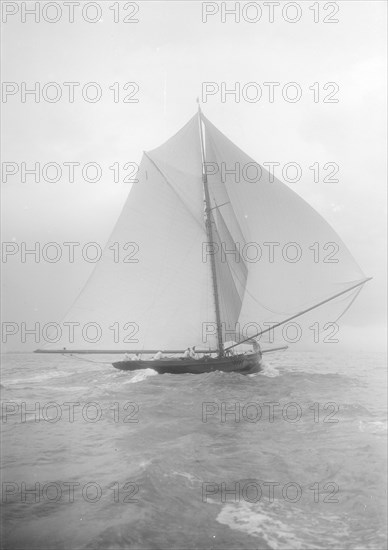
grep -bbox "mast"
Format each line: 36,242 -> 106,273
197,102 -> 224,356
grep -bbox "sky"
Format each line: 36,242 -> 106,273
1,0 -> 387,352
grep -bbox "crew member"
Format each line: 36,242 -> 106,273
190,346 -> 198,359
252,340 -> 262,358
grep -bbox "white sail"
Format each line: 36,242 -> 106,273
45,115 -> 217,351
42,111 -> 366,352
202,114 -> 366,346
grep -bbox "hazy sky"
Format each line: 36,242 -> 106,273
1,0 -> 387,351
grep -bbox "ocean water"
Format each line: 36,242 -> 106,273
1,351 -> 387,550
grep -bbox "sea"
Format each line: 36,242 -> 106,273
1,351 -> 387,550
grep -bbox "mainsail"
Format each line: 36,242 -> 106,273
41,109 -> 368,353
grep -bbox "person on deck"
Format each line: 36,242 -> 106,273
190,346 -> 198,359
252,340 -> 262,358
183,348 -> 191,358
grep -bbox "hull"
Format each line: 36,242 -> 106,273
112,352 -> 262,375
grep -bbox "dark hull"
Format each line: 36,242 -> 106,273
112,352 -> 262,375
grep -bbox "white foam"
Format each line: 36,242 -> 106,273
124,368 -> 158,384
258,361 -> 280,378
216,500 -> 351,550
358,420 -> 387,434
216,501 -> 312,549
4,370 -> 72,385
170,471 -> 202,487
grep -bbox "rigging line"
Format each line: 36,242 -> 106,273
309,286 -> 364,341
210,214 -> 272,318
213,215 -> 248,298
225,262 -> 291,317
209,207 -> 248,310
215,259 -> 239,332
208,201 -> 231,212
224,276 -> 372,351
230,267 -> 368,318
143,152 -> 205,234
208,174 -> 247,248
332,285 -> 364,325
215,207 -> 248,274
44,163 -> 144,337
63,354 -> 111,365
214,239 -> 245,325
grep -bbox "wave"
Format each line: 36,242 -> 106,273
3,370 -> 74,386
257,361 -> 280,378
216,499 -> 384,550
123,368 -> 158,384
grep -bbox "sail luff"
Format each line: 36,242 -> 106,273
198,105 -> 224,356
224,277 -> 372,351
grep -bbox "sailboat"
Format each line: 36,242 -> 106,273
36,105 -> 370,374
